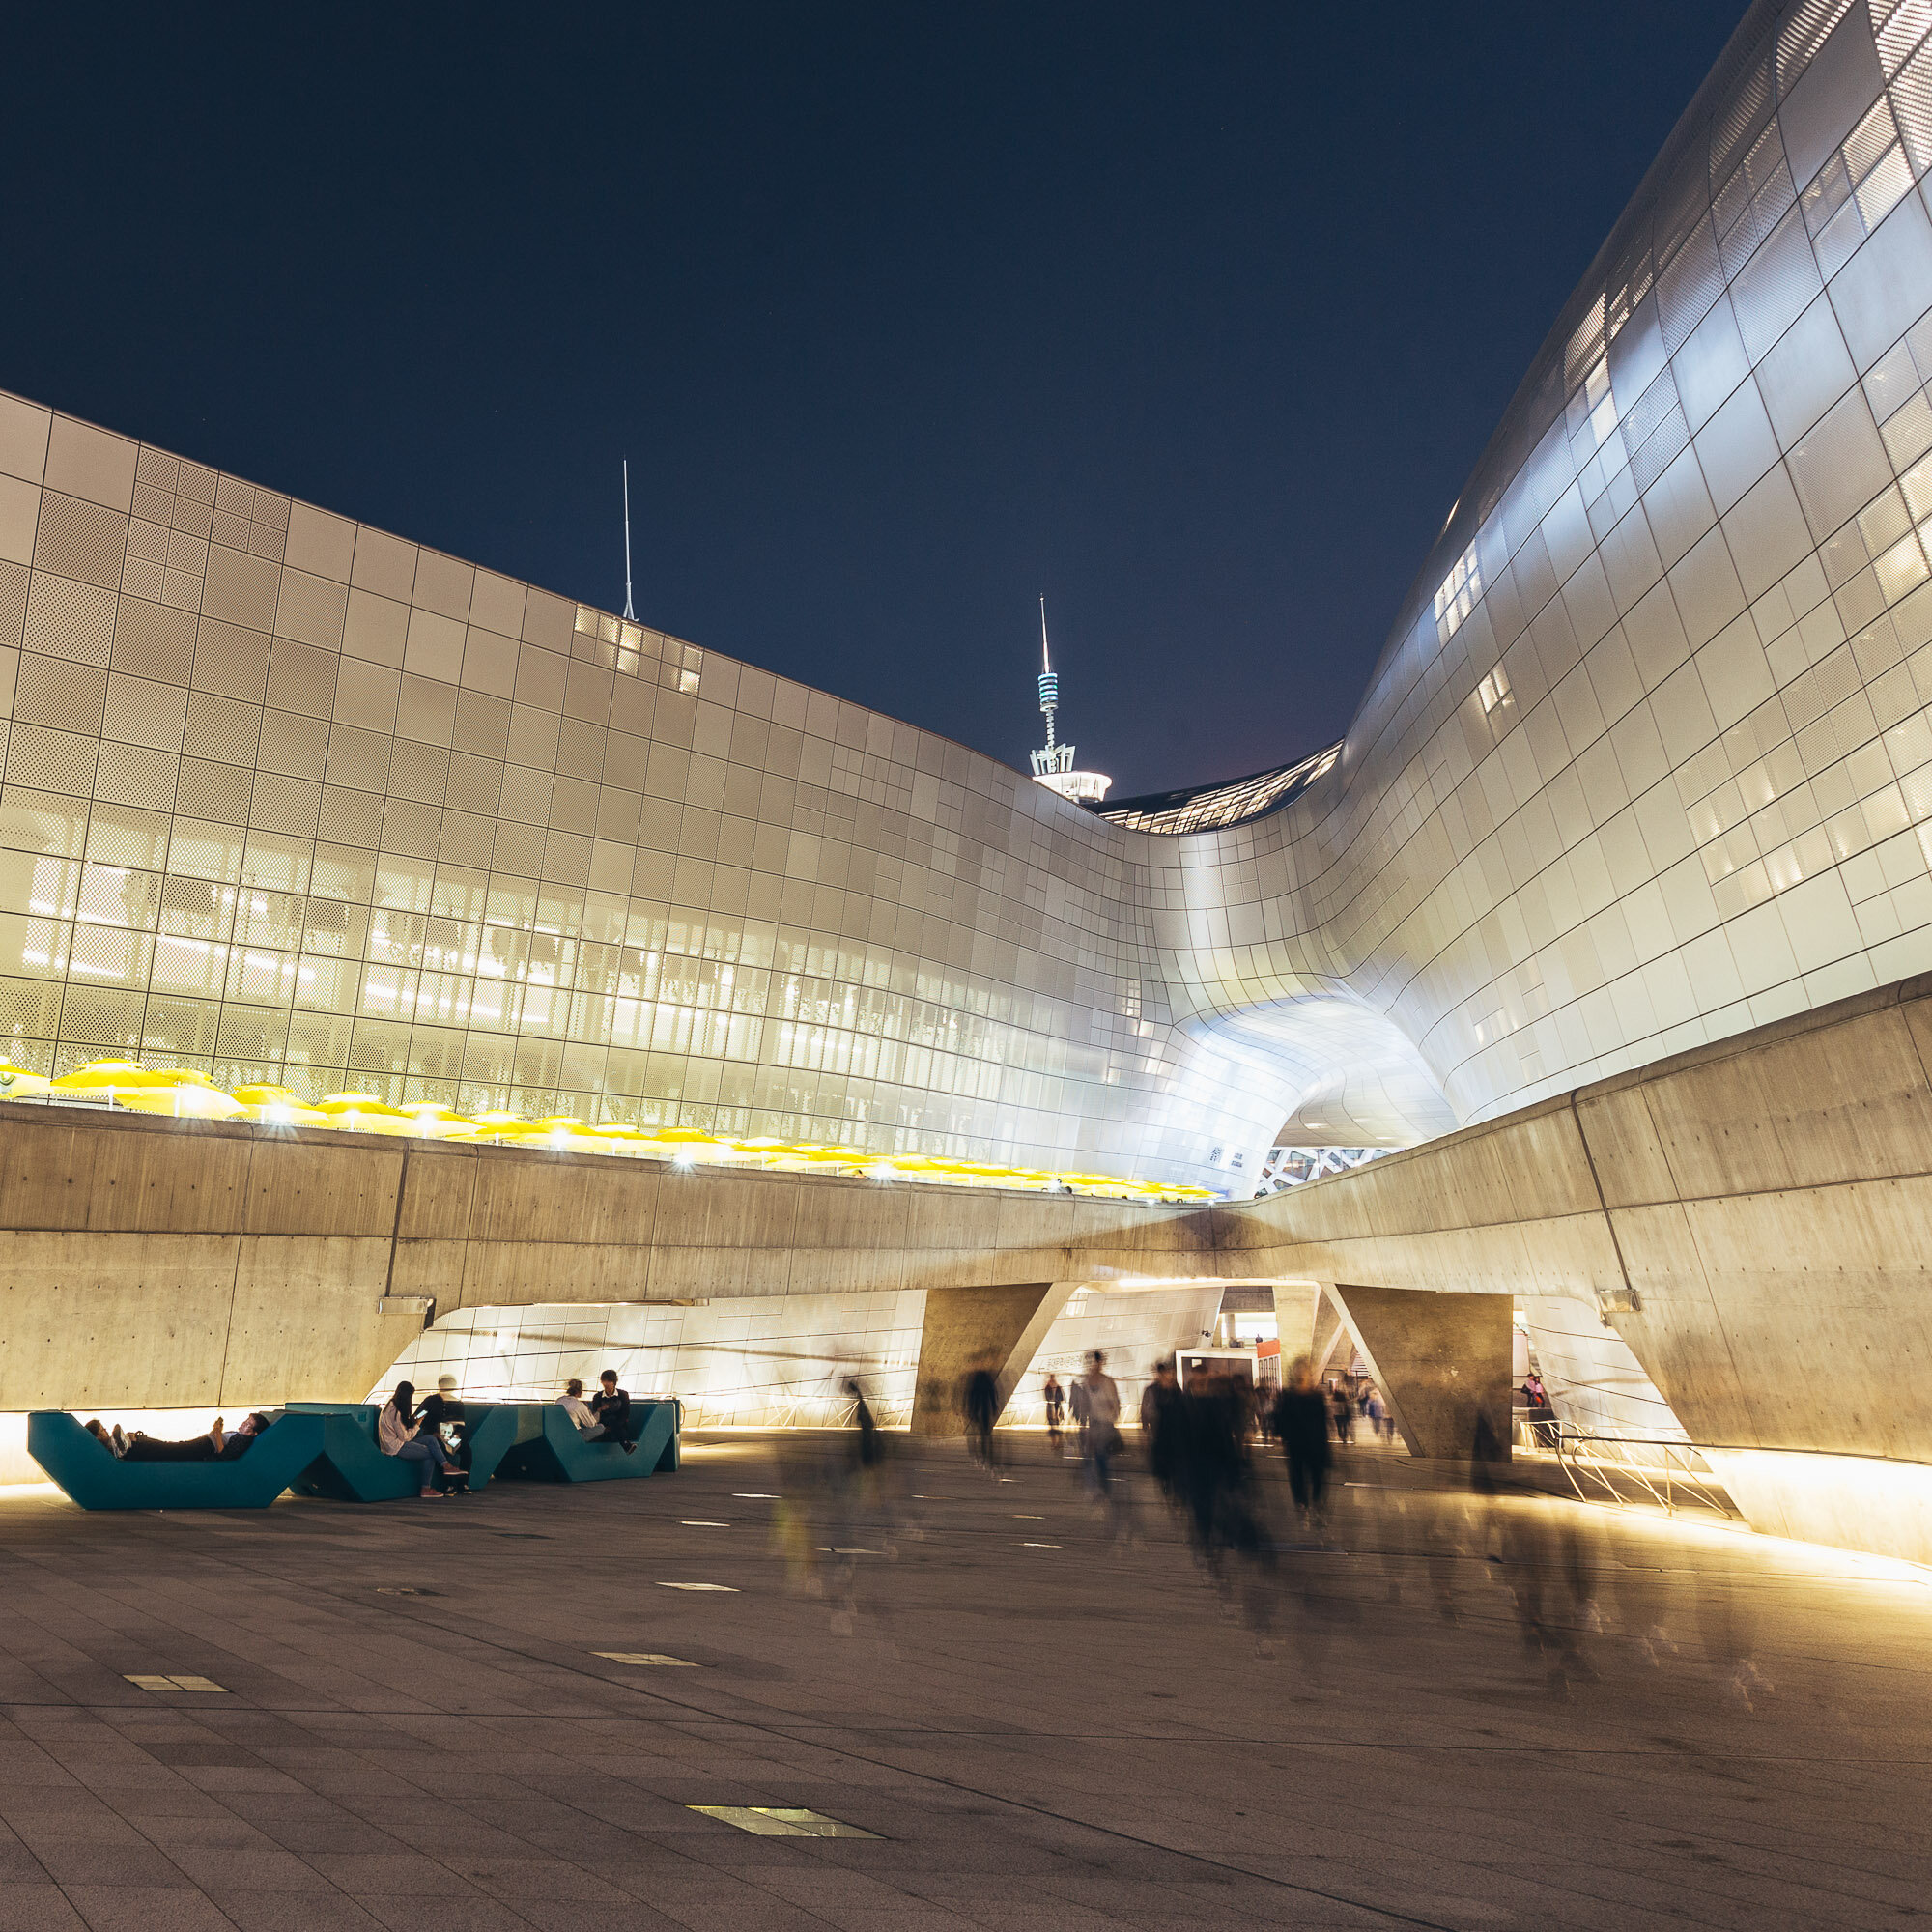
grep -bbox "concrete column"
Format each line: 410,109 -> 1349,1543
1309,1287 -> 1348,1375
910,1282 -> 1070,1436
1269,1282 -> 1321,1370
1327,1283 -> 1514,1463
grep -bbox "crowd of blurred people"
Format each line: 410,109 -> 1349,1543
764,1348 -> 1778,1711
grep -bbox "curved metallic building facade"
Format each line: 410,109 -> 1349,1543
2,0 -> 1930,1205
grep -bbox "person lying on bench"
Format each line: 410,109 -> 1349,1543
118,1412 -> 272,1462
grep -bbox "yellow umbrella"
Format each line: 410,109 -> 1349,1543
467,1114 -> 565,1145
314,1093 -> 417,1135
236,1100 -> 331,1128
51,1061 -> 244,1118
49,1058 -> 149,1100
138,1082 -> 245,1120
395,1102 -> 482,1140
229,1082 -> 330,1128
0,1065 -> 52,1101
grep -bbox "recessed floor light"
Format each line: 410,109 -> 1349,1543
1020,1542 -> 1061,1549
658,1581 -> 737,1592
126,1674 -> 226,1692
682,1520 -> 729,1527
732,1492 -> 779,1498
688,1805 -> 878,1838
595,1652 -> 697,1667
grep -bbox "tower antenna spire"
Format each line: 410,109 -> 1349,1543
621,458 -> 637,622
1037,596 -> 1057,751
1027,598 -> 1111,804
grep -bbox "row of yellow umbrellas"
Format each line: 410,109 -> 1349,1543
0,1059 -> 1219,1201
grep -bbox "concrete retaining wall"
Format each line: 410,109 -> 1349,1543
0,1104 -> 1215,1410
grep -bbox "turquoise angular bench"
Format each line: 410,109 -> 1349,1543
282,1404 -> 445,1500
286,1401 -> 517,1494
29,1397 -> 683,1509
286,1399 -> 680,1490
485,1400 -> 682,1482
27,1411 -> 327,1511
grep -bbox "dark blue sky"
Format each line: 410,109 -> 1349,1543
2,3 -> 1746,796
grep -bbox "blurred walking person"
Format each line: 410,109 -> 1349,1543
1043,1372 -> 1065,1454
1074,1350 -> 1122,1508
1272,1356 -> 1332,1530
1140,1357 -> 1183,1505
962,1356 -> 999,1469
1177,1367 -> 1279,1652
847,1376 -> 883,1473
1328,1378 -> 1354,1446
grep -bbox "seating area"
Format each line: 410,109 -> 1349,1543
480,1399 -> 681,1484
26,1400 -> 682,1511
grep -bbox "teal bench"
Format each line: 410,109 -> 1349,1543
29,1398 -> 683,1509
281,1404 -> 435,1501
287,1399 -> 680,1489
486,1400 -> 682,1482
27,1411 -> 327,1511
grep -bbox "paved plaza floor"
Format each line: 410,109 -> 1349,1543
0,1431 -> 1925,1931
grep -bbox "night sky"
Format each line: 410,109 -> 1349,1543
2,3 -> 1746,798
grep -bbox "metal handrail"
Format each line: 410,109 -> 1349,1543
1512,1417 -> 1740,1520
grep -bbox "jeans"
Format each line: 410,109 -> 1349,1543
391,1438 -> 440,1492
580,1422 -> 634,1449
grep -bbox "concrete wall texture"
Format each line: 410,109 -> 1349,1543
0,1104 -> 1211,1412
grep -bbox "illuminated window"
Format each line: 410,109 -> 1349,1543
1433,542 -> 1481,643
1479,664 -> 1512,714
1563,356 -> 1617,452
1801,97 -> 1913,276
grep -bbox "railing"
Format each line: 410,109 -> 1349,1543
1512,1416 -> 1742,1520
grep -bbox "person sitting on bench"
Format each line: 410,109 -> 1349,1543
588,1369 -> 638,1454
558,1378 -> 597,1430
378,1382 -> 465,1498
557,1377 -> 636,1451
414,1376 -> 470,1474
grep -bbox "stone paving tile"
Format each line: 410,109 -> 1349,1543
56,1889 -> 238,1932
0,1889 -> 88,1932
202,1894 -> 385,1932
0,1435 -> 1928,1930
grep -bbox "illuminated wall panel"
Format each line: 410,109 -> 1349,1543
6,3 -> 1932,1195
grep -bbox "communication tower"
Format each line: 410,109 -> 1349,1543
1029,598 -> 1112,804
